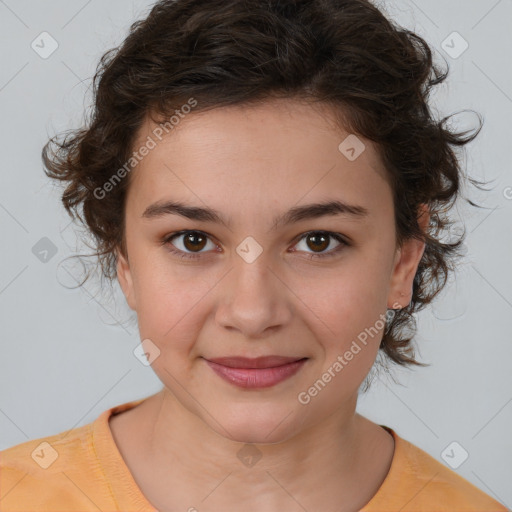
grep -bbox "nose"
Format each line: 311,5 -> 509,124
214,252 -> 293,339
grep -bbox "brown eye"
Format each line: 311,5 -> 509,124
293,231 -> 349,259
305,232 -> 330,252
182,232 -> 207,252
163,230 -> 217,260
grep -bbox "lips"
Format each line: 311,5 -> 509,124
203,356 -> 308,389
205,356 -> 306,369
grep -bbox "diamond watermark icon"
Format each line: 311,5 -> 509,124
338,134 -> 366,161
133,338 -> 161,366
236,236 -> 263,264
441,441 -> 469,469
31,441 -> 58,469
32,237 -> 58,263
237,443 -> 263,468
441,32 -> 469,59
31,32 -> 59,59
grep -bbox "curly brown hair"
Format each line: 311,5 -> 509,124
42,0 -> 488,382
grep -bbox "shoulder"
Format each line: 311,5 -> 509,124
0,416 -> 109,510
401,437 -> 506,509
363,427 -> 508,512
0,399 -> 149,511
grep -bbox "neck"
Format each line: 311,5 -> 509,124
122,389 -> 391,512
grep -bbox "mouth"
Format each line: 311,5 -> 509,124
205,355 -> 307,369
203,356 -> 308,389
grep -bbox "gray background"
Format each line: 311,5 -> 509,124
0,0 -> 511,508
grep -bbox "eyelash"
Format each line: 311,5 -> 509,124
161,230 -> 350,261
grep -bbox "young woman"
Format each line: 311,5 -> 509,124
0,0 -> 507,510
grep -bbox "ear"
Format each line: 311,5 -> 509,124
116,247 -> 137,311
387,203 -> 430,309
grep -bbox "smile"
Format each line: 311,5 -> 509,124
203,356 -> 308,389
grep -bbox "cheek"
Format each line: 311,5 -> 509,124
299,265 -> 387,337
292,265 -> 389,386
298,275 -> 386,398
132,259 -> 213,353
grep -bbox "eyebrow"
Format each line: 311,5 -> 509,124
141,199 -> 370,231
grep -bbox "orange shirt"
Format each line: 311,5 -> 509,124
0,399 -> 507,511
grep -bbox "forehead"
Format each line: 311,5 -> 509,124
126,98 -> 392,221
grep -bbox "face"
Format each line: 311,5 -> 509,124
116,98 -> 428,444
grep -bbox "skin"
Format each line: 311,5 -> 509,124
112,97 -> 430,512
